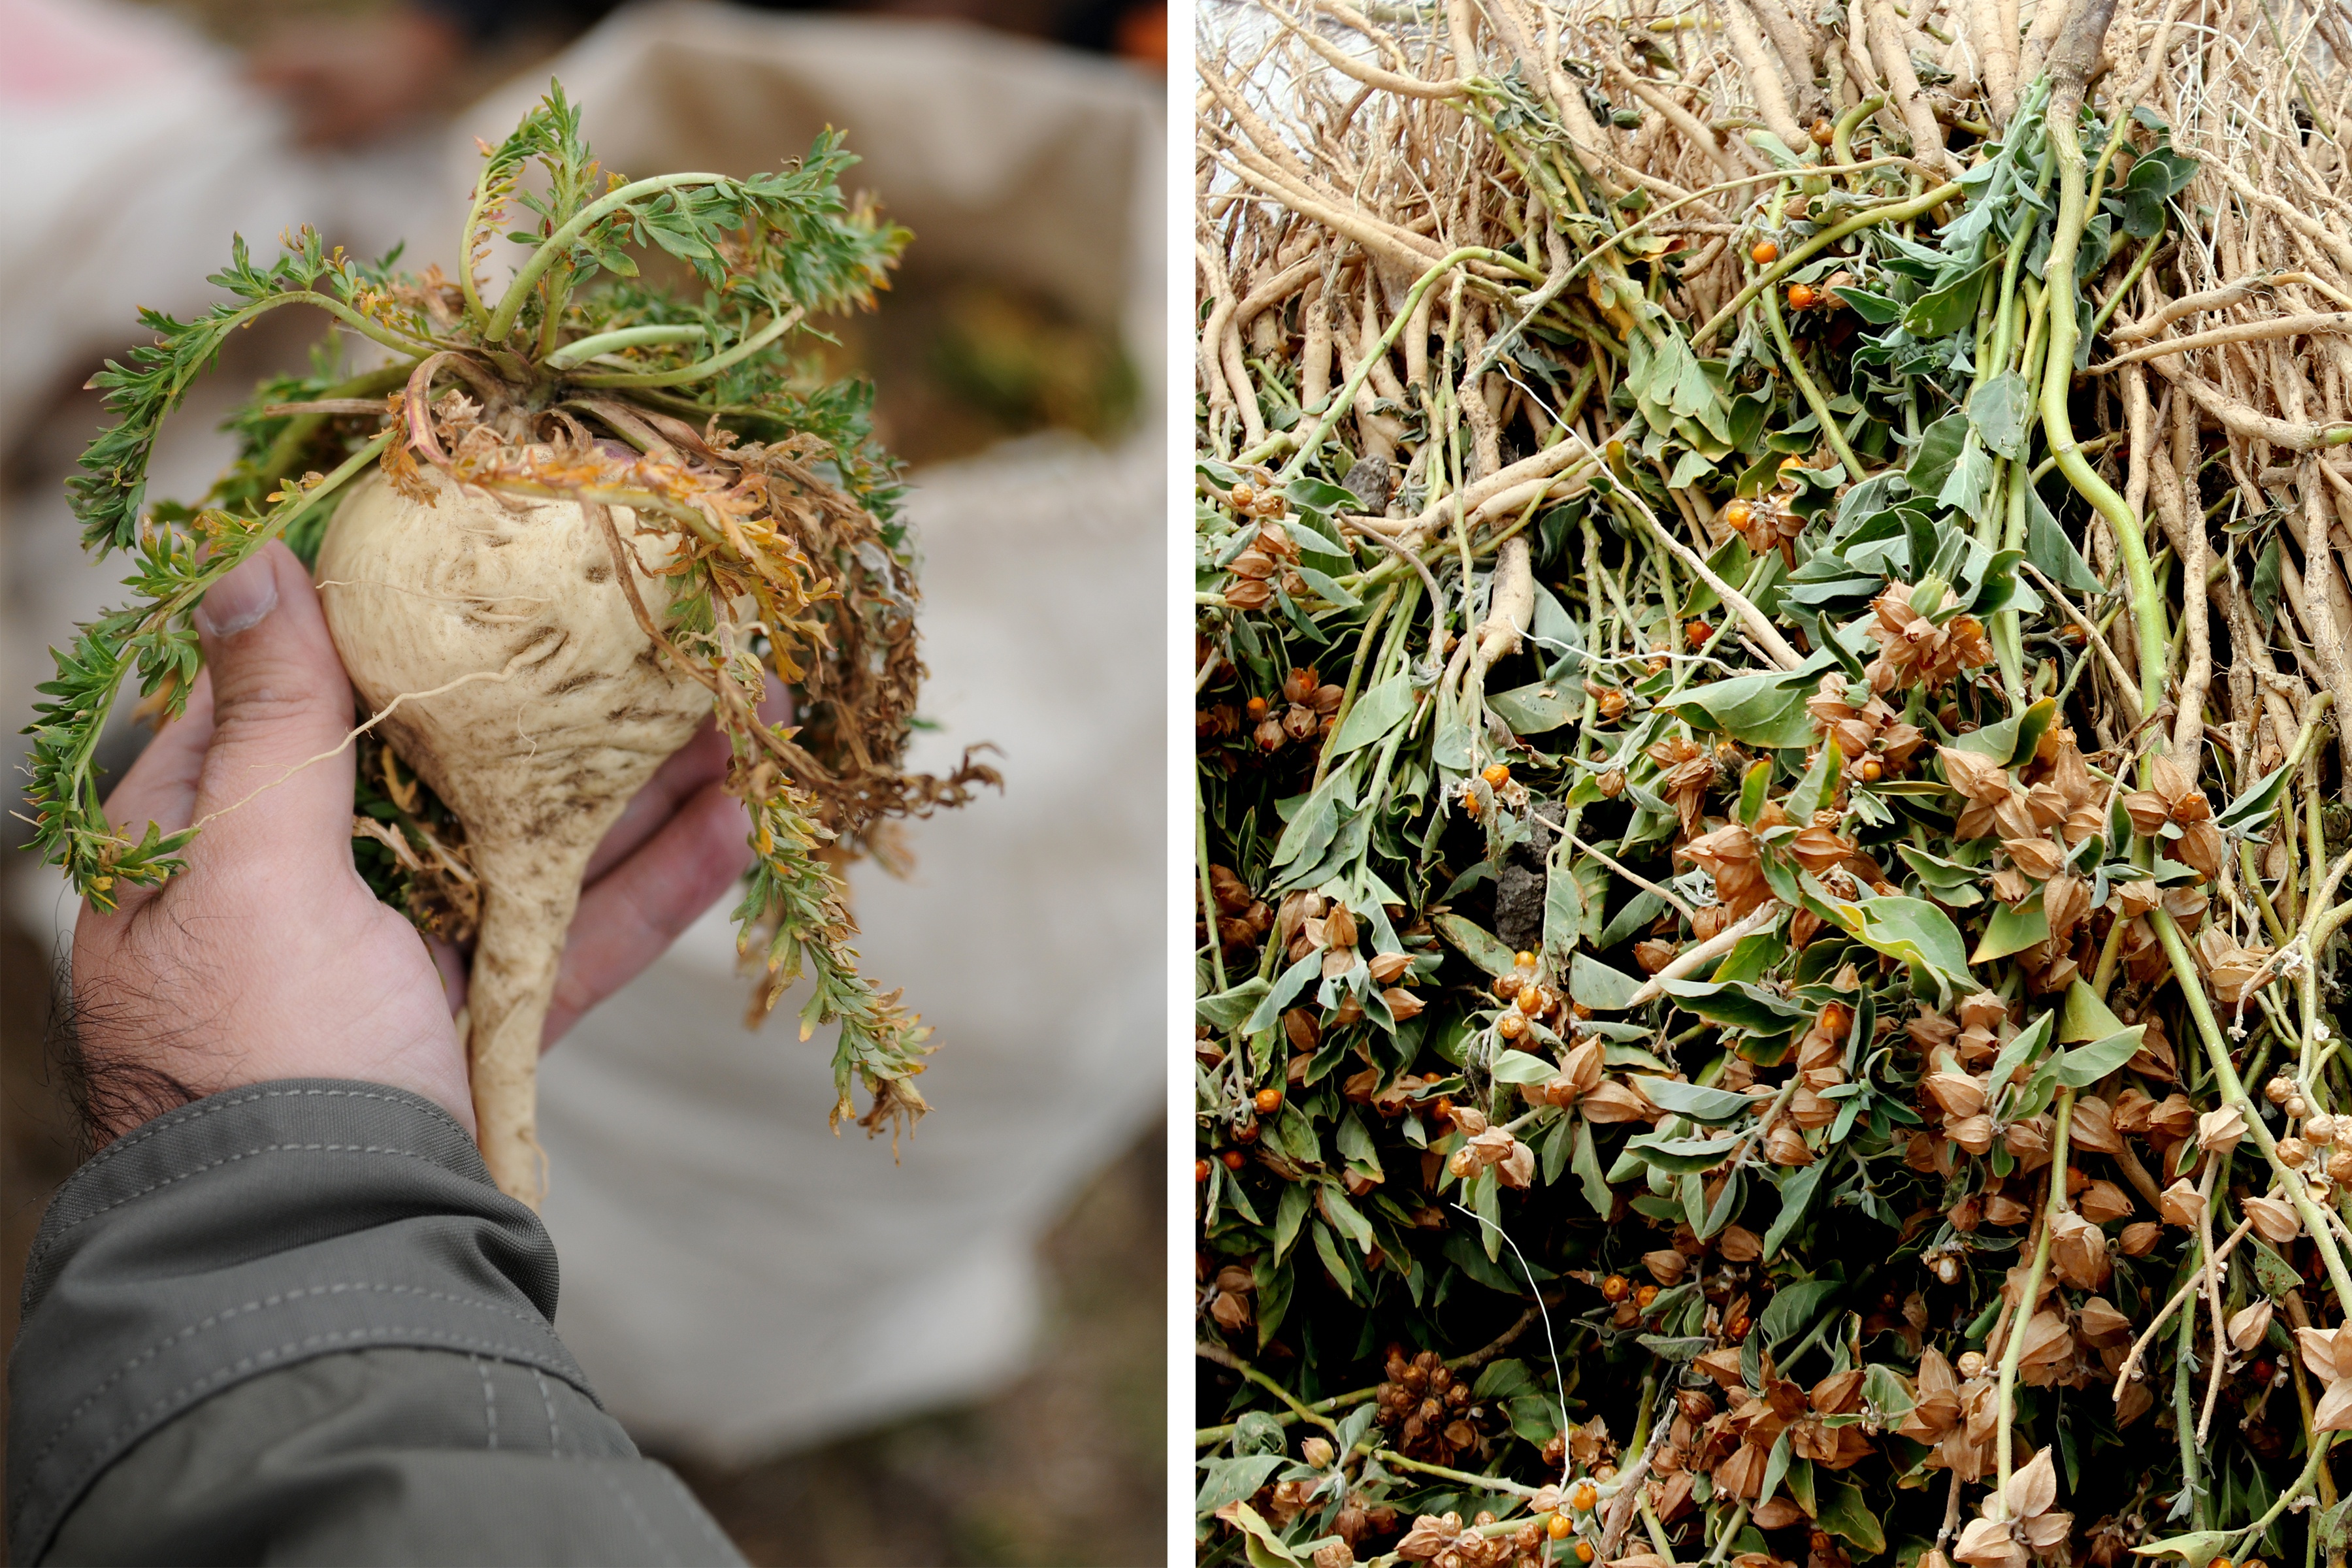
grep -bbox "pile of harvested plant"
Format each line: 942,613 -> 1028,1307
1195,0 -> 2352,1563
28,86 -> 993,1206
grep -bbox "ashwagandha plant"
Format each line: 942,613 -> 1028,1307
1197,1 -> 2352,1564
26,84 -> 995,1205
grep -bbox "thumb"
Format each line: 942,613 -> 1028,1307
187,541 -> 359,856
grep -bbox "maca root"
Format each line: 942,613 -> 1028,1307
318,466 -> 708,1204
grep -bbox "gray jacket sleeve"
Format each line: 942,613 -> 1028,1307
7,1079 -> 743,1567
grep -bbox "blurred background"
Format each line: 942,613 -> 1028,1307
0,0 -> 1165,1561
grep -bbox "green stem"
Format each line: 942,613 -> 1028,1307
2038,105 -> 2168,723
1691,180 -> 1963,348
2153,907 -> 2352,1309
1993,1089 -> 2072,1513
1761,287 -> 1863,477
2086,211 -> 2166,344
545,323 -> 711,369
565,310 -> 804,389
1257,246 -> 1519,477
483,171 -> 732,344
1373,1450 -> 1541,1496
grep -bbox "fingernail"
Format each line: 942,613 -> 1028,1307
196,552 -> 280,637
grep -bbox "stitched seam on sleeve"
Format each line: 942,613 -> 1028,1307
532,1365 -> 563,1457
474,1354 -> 498,1450
63,1086 -> 442,1187
11,1282 -> 569,1515
27,1142 -> 461,1273
597,1465 -> 684,1568
15,1324 -> 585,1543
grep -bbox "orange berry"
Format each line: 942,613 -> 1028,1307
1548,1512 -> 1575,1540
1637,1284 -> 1659,1309
1812,118 -> 1835,146
1601,1273 -> 1631,1302
1222,1149 -> 1247,1169
1496,1012 -> 1528,1039
1514,951 -> 1539,970
1494,974 -> 1523,1000
1787,282 -> 1820,310
1461,788 -> 1482,818
1859,757 -> 1884,782
1195,1158 -> 1212,1182
1431,1096 -> 1456,1126
1750,240 -> 1779,265
1722,498 -> 1754,530
1245,695 -> 1268,717
1819,1002 -> 1851,1037
1254,1087 -> 1284,1115
1571,1483 -> 1599,1512
1576,1542 -> 1595,1563
1448,1149 -> 1480,1179
1234,1121 -> 1260,1144
1686,618 -> 1713,649
1517,986 -> 1546,1015
1482,761 -> 1511,787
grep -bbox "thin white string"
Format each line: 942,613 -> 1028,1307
1448,1200 -> 1571,1488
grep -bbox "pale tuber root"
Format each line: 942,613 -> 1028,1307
316,470 -> 710,1205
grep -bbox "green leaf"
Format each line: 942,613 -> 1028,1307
1671,670 -> 1817,749
1320,1186 -> 1375,1253
1986,1009 -> 2057,1102
1572,1118 -> 1612,1213
1488,679 -> 1582,736
1571,953 -> 1647,1011
1657,977 -> 1807,1032
1972,370 -> 2034,460
2026,486 -> 2100,593
1200,979 -> 1273,1031
1433,912 -> 1517,977
1830,285 -> 1901,324
1492,1049 -> 1558,1085
1787,736 -> 1841,823
1325,674 -> 1414,757
1634,1076 -> 1762,1122
1814,1475 -> 1887,1555
1269,768 -> 1354,870
2131,1530 -> 2234,1567
1906,412 -> 1972,497
1972,892 -> 2050,962
2250,1237 -> 2303,1299
1828,892 -> 1974,1002
1904,259 -> 1997,339
1761,1155 -> 1830,1258
2217,760 -> 2293,835
1198,1458 -> 1287,1513
1291,564 -> 1361,609
2055,1025 -> 2146,1086
2059,979 -> 2129,1041
1760,1277 -> 1840,1348
1273,1181 -> 1311,1260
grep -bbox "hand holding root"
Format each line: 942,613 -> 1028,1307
69,543 -> 758,1158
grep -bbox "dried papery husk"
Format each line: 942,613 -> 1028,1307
318,470 -> 710,1203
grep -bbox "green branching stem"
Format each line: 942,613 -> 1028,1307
564,308 -> 806,389
1691,180 -> 1964,348
2039,25 -> 2168,730
544,323 -> 708,369
483,171 -> 731,344
2153,906 -> 2352,1310
1255,246 -> 1531,475
1760,287 -> 1863,477
1993,1086 -> 2072,1516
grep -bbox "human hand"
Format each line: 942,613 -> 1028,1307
71,543 -> 755,1145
